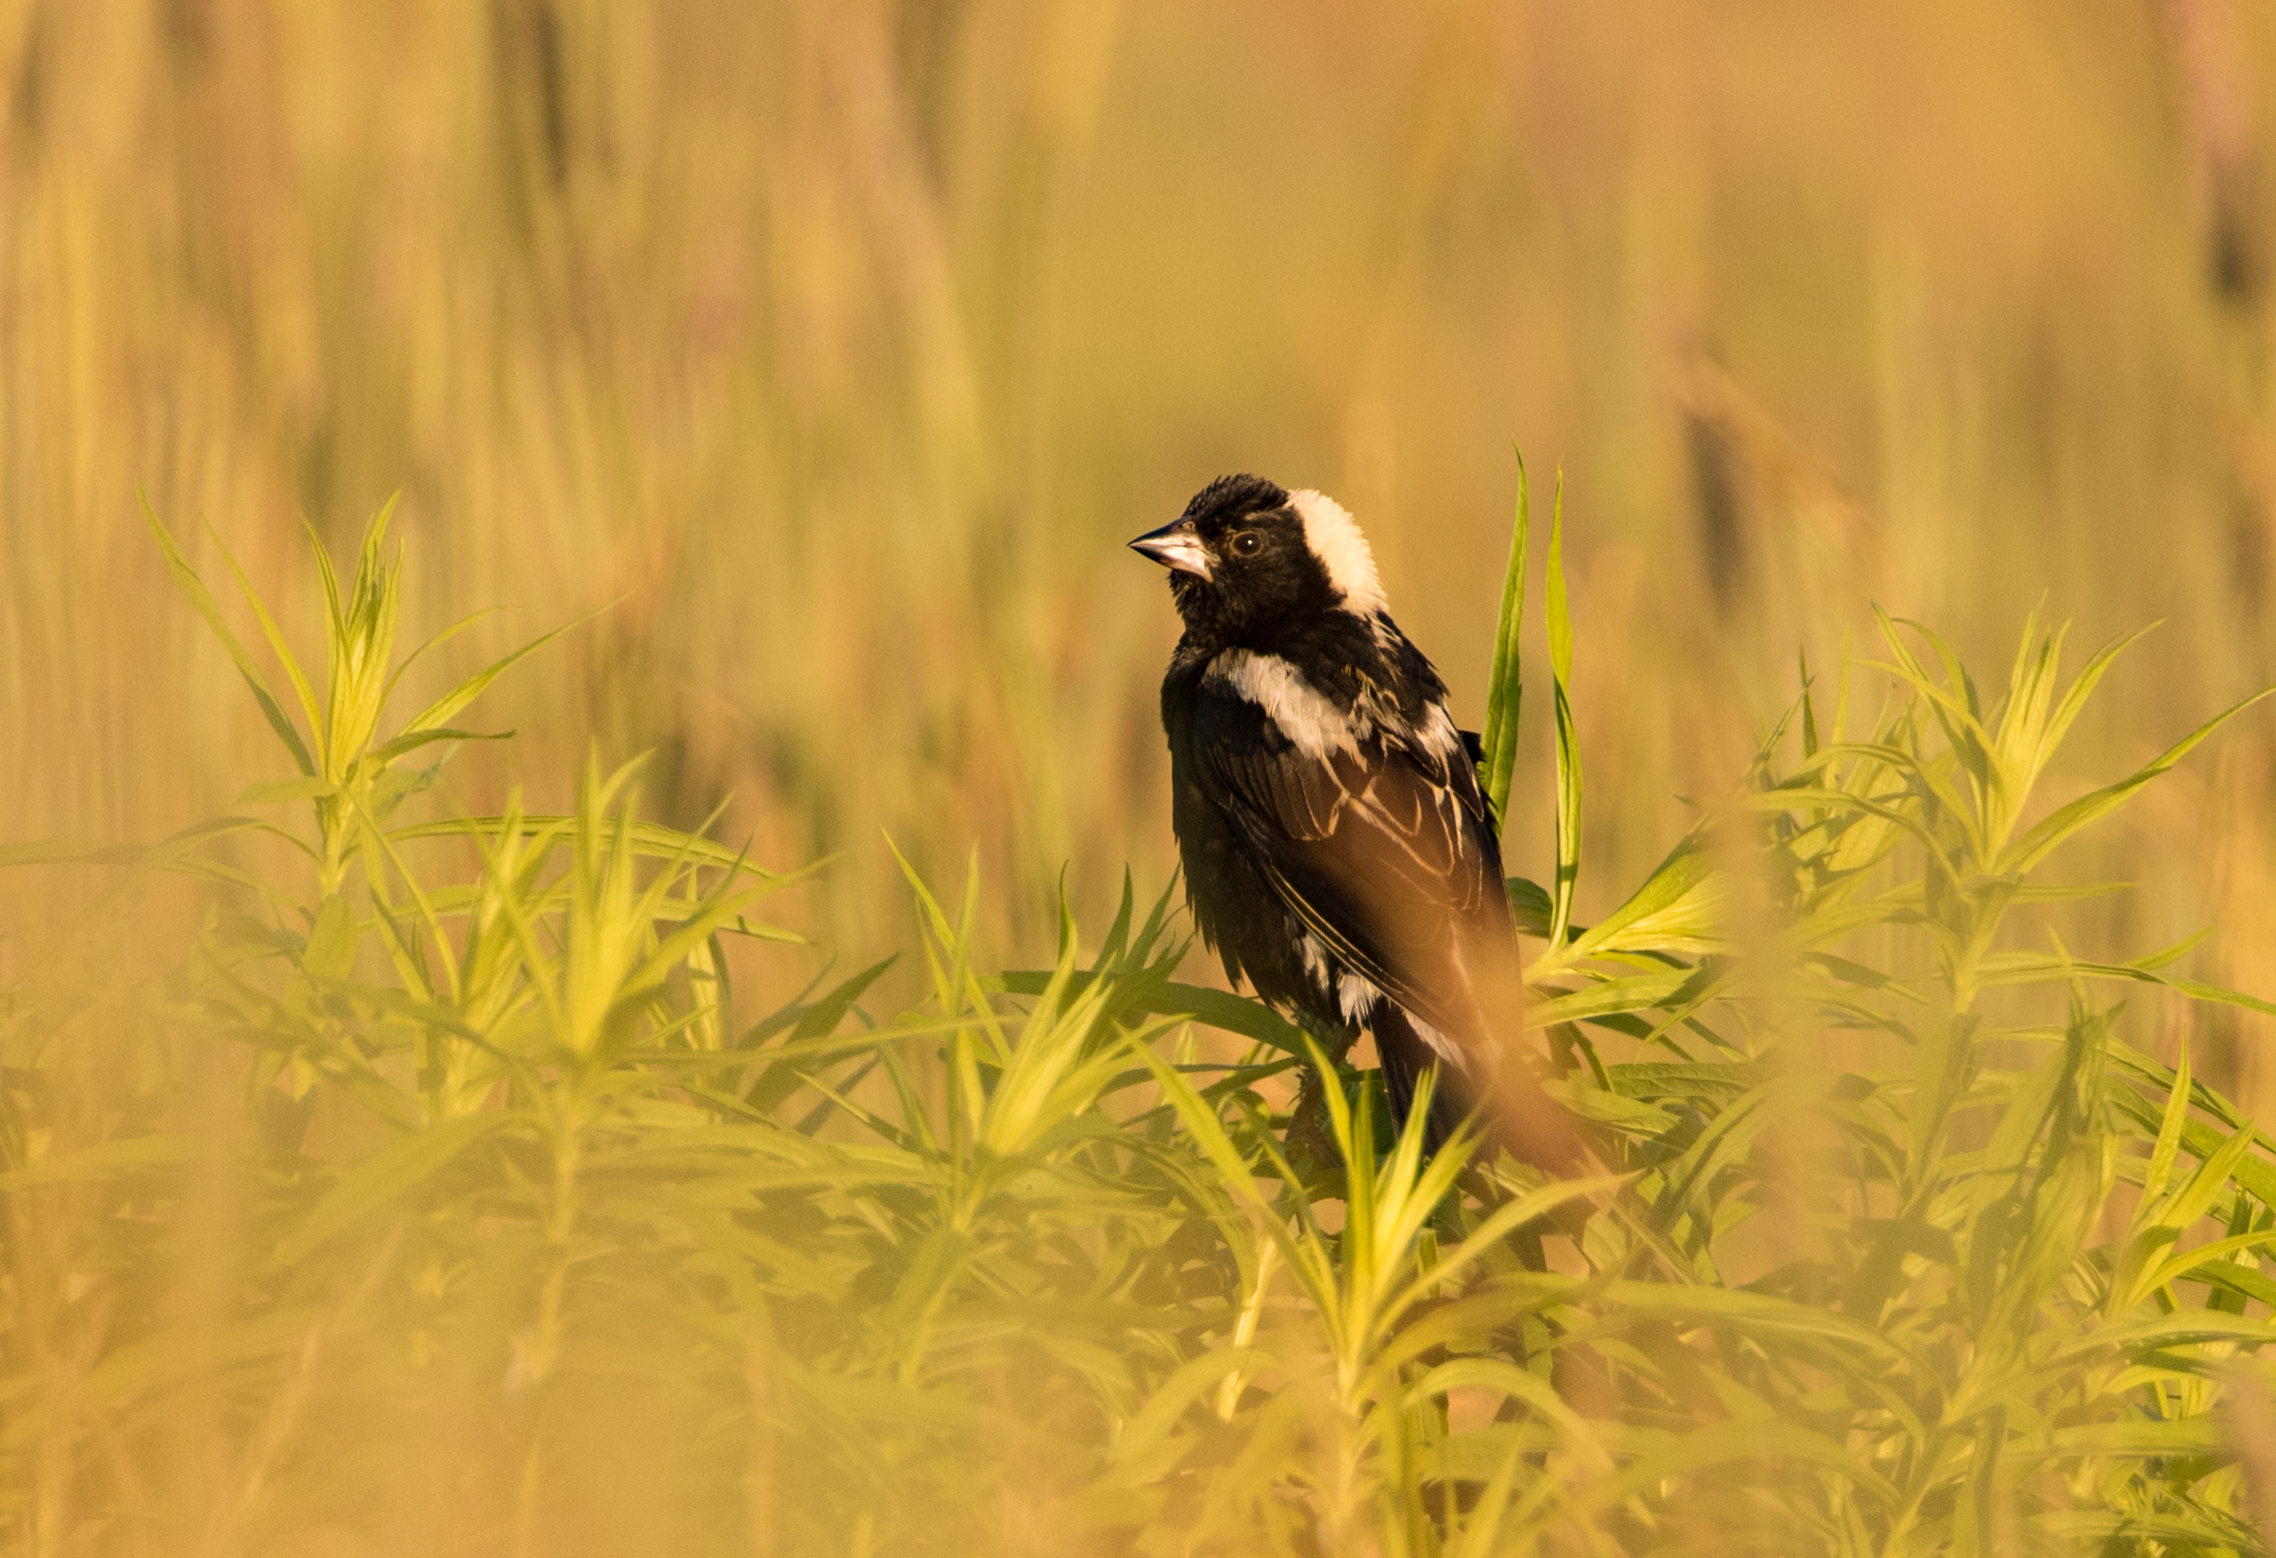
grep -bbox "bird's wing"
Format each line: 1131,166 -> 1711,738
1191,682 -> 1514,1047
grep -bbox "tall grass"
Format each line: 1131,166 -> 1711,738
7,498 -> 2276,1554
9,4 -> 2276,1104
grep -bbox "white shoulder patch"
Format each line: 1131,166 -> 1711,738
1208,649 -> 1362,760
1287,489 -> 1388,618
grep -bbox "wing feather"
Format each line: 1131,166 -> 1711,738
1191,681 -> 1514,1045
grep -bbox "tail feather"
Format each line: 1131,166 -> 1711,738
1372,1002 -> 1467,1154
1370,1000 -> 1583,1174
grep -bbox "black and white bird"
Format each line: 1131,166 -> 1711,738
1132,474 -> 1580,1171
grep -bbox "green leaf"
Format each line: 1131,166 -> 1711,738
302,894 -> 359,982
1545,476 -> 1581,951
1527,968 -> 1699,1026
0,1134 -> 198,1190
1564,829 -> 1731,959
992,970 -> 1310,1056
141,497 -> 318,777
2002,685 -> 2276,874
365,726 -> 514,766
401,610 -> 600,737
2140,1040 -> 2192,1208
1480,448 -> 1530,827
273,1114 -> 511,1265
1504,875 -> 1554,937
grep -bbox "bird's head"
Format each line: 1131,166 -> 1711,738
1130,475 -> 1386,640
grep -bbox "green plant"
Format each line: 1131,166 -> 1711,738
5,493 -> 2275,1556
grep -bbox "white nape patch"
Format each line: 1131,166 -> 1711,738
1337,970 -> 1384,1024
1288,489 -> 1388,618
1209,649 -> 1362,759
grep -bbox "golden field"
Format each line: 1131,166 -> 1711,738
14,7 -> 2276,1554
9,3 -> 2276,1052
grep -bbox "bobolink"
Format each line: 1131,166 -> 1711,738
1132,475 -> 1579,1171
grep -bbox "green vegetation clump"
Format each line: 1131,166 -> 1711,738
7,494 -> 2276,1556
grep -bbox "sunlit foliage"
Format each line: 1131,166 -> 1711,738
7,502 -> 2274,1555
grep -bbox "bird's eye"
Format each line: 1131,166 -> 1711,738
1229,531 -> 1263,557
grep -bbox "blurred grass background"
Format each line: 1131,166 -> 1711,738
9,0 -> 2276,1095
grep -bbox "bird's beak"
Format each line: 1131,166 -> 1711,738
1129,519 -> 1212,580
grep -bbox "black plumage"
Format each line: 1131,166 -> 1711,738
1132,474 -> 1579,1170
